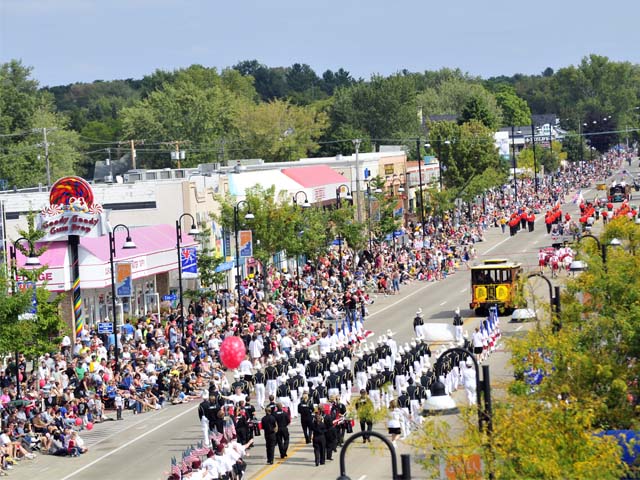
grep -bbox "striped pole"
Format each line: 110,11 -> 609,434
69,235 -> 83,339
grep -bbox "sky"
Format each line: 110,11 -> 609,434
2,0 -> 640,87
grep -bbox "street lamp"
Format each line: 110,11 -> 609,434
176,213 -> 200,344
108,224 -> 136,371
337,430 -> 412,480
8,238 -> 41,399
365,180 -> 382,253
511,127 -> 521,203
577,234 -> 621,266
429,347 -> 493,434
526,272 -> 561,330
234,200 -> 254,320
335,185 -> 352,291
292,191 -> 311,303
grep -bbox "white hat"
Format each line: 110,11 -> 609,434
465,357 -> 473,367
330,363 -> 338,373
386,329 -> 395,337
416,308 -> 423,316
254,361 -> 262,369
288,369 -> 295,377
233,371 -> 240,379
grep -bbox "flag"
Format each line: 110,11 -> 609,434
170,457 -> 181,477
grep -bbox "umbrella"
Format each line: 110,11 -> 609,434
511,308 -> 537,322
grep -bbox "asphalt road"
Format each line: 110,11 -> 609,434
9,165 -> 630,480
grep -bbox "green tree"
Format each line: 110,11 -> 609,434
495,88 -> 531,126
1,213 -> 67,359
459,95 -> 501,130
410,398 -> 626,480
0,60 -> 39,135
235,99 -> 328,161
328,74 -> 419,143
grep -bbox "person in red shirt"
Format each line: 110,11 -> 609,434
527,211 -> 535,232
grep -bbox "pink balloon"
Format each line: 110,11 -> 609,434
219,337 -> 246,370
75,417 -> 82,426
86,422 -> 93,431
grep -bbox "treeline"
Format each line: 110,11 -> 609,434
1,54 -> 639,189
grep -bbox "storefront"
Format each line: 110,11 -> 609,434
15,224 -> 197,332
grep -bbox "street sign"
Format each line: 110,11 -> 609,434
162,294 -> 177,302
97,322 -> 113,334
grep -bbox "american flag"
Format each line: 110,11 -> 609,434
192,442 -> 209,456
210,430 -> 223,443
170,457 -> 181,477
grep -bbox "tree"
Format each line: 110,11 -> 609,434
495,88 -> 531,126
328,74 -> 419,143
429,120 -> 502,190
0,213 -> 67,359
235,99 -> 328,162
410,398 -> 626,480
121,66 -> 253,168
459,95 -> 501,130
1,107 -> 81,188
561,132 -> 589,163
0,60 -> 39,135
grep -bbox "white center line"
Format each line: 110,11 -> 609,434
61,404 -> 199,480
439,301 -> 446,306
460,288 -> 467,293
515,326 -> 523,331
357,476 -> 368,480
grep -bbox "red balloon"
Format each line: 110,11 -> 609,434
75,417 -> 82,426
86,422 -> 94,431
219,336 -> 246,370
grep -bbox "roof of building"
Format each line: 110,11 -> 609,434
227,170 -> 303,197
80,224 -> 196,262
281,165 -> 348,188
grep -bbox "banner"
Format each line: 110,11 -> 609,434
239,230 -> 253,258
181,246 -> 198,279
17,281 -> 37,316
115,262 -> 132,297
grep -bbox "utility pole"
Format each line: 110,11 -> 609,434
34,127 -> 55,186
353,139 -> 362,223
130,139 -> 137,169
119,140 -> 144,169
106,148 -> 113,182
168,141 -> 187,168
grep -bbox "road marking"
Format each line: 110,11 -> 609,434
357,476 -> 368,480
460,288 -> 467,293
439,301 -> 446,306
368,281 -> 437,319
250,440 -> 308,480
481,234 -> 512,255
521,248 -> 528,252
60,404 -> 199,480
515,326 -> 523,331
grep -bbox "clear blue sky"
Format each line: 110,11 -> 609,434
2,0 -> 639,87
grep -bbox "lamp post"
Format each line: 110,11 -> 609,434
531,123 -> 539,194
526,272 -> 561,330
176,213 -> 199,344
337,430 -> 411,480
577,233 -> 621,266
234,200 -> 254,320
416,138 -> 426,228
108,224 -> 136,371
8,238 -> 41,399
335,185 -> 352,292
511,126 -> 521,203
365,181 -> 382,253
292,191 -> 311,304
